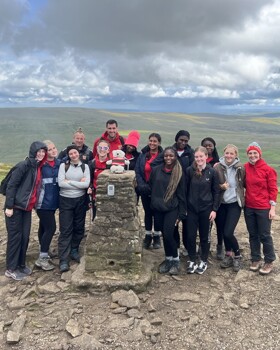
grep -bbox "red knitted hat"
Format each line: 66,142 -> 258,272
246,142 -> 262,156
125,131 -> 140,148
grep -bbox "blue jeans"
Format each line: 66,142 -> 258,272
244,207 -> 275,263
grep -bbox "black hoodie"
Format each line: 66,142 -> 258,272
5,141 -> 47,210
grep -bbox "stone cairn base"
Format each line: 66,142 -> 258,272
72,170 -> 153,293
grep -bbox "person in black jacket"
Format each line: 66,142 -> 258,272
122,130 -> 140,171
149,147 -> 187,275
35,140 -> 60,271
186,146 -> 220,275
58,127 -> 93,164
135,133 -> 163,249
4,141 -> 47,281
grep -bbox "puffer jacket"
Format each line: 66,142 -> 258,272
5,141 -> 48,210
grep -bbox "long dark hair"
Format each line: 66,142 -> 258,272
163,147 -> 182,203
146,133 -> 162,160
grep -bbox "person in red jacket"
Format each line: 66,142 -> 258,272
92,119 -> 125,158
244,142 -> 277,275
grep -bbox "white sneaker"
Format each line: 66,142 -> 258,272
186,261 -> 198,274
196,261 -> 207,275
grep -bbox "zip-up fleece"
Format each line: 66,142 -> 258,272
244,159 -> 278,209
186,164 -> 220,213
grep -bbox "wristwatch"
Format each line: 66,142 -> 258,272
269,200 -> 277,206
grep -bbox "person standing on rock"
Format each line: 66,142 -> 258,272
244,142 -> 277,275
149,147 -> 187,275
58,127 -> 93,164
135,133 -> 163,249
4,141 -> 47,281
35,140 -> 60,271
214,144 -> 245,272
92,119 -> 125,158
185,146 -> 220,275
58,145 -> 90,273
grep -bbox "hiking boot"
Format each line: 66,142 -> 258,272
158,259 -> 173,274
169,261 -> 180,275
250,261 -> 262,272
143,234 -> 153,249
233,256 -> 242,272
35,257 -> 55,271
259,262 -> 273,275
220,255 -> 233,268
70,249 -> 80,263
153,235 -> 161,249
5,269 -> 25,281
19,266 -> 32,276
59,261 -> 70,273
196,261 -> 208,275
216,244 -> 224,260
186,261 -> 198,274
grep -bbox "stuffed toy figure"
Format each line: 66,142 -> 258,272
106,150 -> 130,173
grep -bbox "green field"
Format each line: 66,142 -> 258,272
0,107 -> 279,180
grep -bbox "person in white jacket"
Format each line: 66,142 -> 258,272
58,145 -> 90,273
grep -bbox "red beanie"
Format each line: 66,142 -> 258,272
125,131 -> 140,148
246,142 -> 262,156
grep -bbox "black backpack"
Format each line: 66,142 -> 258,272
0,158 -> 30,196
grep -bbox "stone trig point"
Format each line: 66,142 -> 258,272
71,170 -> 154,292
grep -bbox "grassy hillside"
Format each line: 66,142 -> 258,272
0,107 -> 279,170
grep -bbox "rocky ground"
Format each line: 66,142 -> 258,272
0,195 -> 280,350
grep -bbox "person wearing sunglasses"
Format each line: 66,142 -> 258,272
88,140 -> 110,220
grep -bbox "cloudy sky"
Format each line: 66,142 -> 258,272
1,0 -> 280,113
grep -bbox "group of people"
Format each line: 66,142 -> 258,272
2,119 -> 278,281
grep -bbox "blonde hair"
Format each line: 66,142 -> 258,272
224,144 -> 239,157
194,146 -> 208,177
43,140 -> 54,146
74,127 -> 84,135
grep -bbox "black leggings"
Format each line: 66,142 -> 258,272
215,202 -> 241,255
37,209 -> 56,253
154,209 -> 178,258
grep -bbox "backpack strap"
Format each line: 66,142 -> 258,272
65,162 -> 85,173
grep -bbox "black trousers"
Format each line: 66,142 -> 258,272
215,202 -> 241,254
141,194 -> 161,232
186,209 -> 212,262
5,208 -> 32,270
244,207 -> 275,263
154,209 -> 178,258
58,195 -> 87,262
173,218 -> 188,250
37,209 -> 56,253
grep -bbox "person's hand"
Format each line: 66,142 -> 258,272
269,206 -> 276,220
87,187 -> 93,194
5,208 -> 13,217
80,177 -> 86,182
209,211 -> 216,222
220,182 -> 229,190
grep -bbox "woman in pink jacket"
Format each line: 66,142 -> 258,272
244,142 -> 278,275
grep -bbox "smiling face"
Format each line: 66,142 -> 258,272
73,132 -> 85,149
47,143 -> 58,160
202,140 -> 214,156
126,145 -> 136,154
194,150 -> 208,168
36,149 -> 46,162
164,149 -> 177,168
68,149 -> 80,163
176,135 -> 189,150
106,123 -> 118,140
224,147 -> 236,165
247,150 -> 260,164
97,141 -> 110,158
148,136 -> 160,152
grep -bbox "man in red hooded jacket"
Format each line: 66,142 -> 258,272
93,119 -> 125,158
